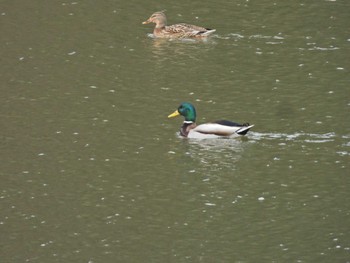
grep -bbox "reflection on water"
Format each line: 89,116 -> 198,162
180,136 -> 250,174
179,130 -> 349,179
146,34 -> 217,56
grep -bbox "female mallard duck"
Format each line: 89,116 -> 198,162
168,102 -> 254,139
142,11 -> 216,38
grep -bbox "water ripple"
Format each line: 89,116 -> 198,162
249,131 -> 337,143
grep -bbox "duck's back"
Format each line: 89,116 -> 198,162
155,23 -> 215,38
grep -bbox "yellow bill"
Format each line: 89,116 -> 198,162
168,110 -> 180,118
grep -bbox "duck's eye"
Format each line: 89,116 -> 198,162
179,107 -> 187,114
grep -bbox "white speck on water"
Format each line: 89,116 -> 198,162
189,170 -> 196,173
38,153 -> 45,156
258,197 -> 265,201
205,203 -> 216,206
23,171 -> 29,174
73,132 -> 79,135
19,57 -> 25,61
68,51 -> 76,55
266,41 -> 282,45
109,89 -> 115,93
90,85 -> 97,89
168,151 -> 176,154
274,35 -> 284,40
336,67 -> 344,70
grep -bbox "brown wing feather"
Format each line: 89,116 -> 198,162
164,23 -> 208,37
176,23 -> 209,32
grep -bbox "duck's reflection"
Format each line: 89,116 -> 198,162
184,137 -> 249,173
147,34 -> 217,57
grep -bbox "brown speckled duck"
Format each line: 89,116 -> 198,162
142,11 -> 216,38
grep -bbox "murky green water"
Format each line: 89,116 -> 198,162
1,0 -> 349,262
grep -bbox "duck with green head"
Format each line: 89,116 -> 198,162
168,102 -> 254,139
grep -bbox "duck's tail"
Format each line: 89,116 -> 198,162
198,29 -> 216,37
236,124 -> 254,135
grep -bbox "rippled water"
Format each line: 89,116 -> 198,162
1,0 -> 350,262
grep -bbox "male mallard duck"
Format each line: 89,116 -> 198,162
142,11 -> 216,38
168,102 -> 254,139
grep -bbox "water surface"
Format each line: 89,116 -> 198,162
1,0 -> 349,262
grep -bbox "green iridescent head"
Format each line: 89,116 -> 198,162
168,102 -> 196,122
